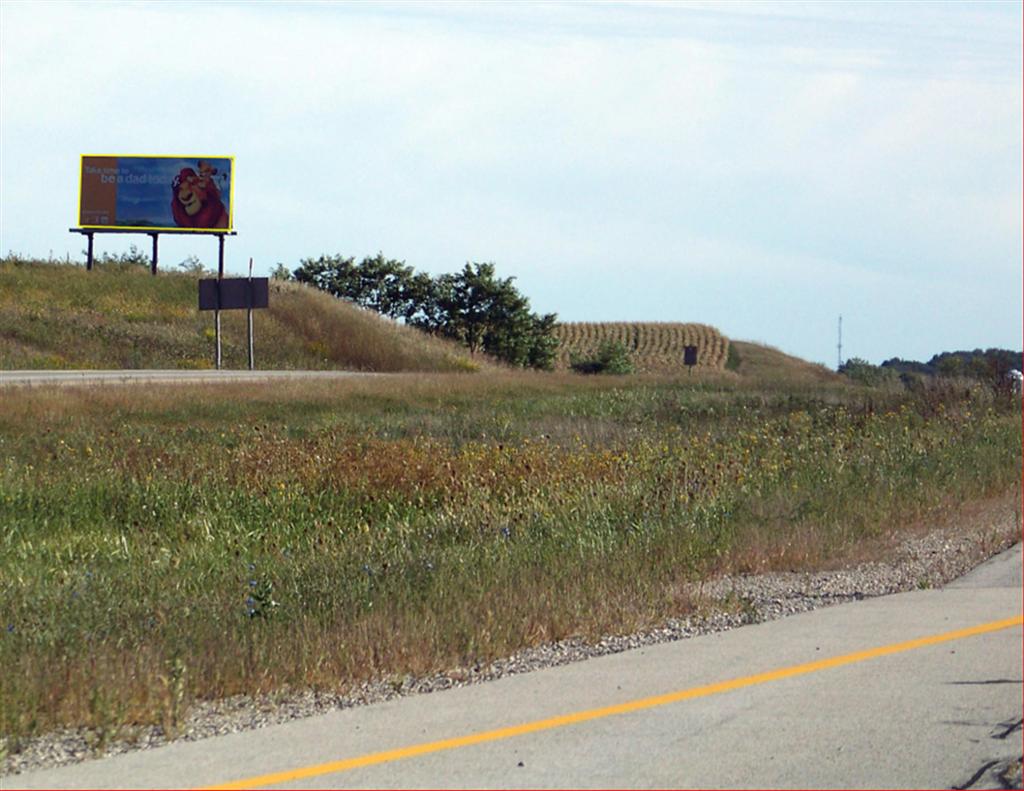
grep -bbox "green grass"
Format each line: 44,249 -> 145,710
0,258 -> 477,372
1,372 -> 1019,748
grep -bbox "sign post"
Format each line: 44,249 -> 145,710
215,306 -> 222,371
247,257 -> 255,371
684,345 -> 698,374
198,276 -> 269,370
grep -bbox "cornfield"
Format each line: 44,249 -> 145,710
554,322 -> 730,373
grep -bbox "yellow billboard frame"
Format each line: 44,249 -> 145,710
77,153 -> 235,233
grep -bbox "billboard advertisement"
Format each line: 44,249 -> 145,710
78,155 -> 234,232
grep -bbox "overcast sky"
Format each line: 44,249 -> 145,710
1,0 -> 1020,366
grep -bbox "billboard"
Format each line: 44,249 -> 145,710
78,155 -> 234,232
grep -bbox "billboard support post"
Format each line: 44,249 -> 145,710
69,229 -> 236,275
85,232 -> 94,271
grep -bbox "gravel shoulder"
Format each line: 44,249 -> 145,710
3,495 -> 1020,777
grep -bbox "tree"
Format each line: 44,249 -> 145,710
406,273 -> 453,334
293,255 -> 559,369
838,358 -> 898,386
292,253 -> 417,321
440,263 -> 525,355
350,253 -> 416,319
526,312 -> 559,371
933,354 -> 964,378
432,263 -> 557,369
177,255 -> 211,276
293,254 -> 357,297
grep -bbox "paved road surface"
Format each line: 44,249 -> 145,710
0,370 -> 375,388
7,545 -> 1022,790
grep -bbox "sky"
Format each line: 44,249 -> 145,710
0,0 -> 1020,366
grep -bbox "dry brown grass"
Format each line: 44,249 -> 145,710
723,490 -> 1021,577
0,259 -> 479,373
729,340 -> 840,384
266,281 -> 484,373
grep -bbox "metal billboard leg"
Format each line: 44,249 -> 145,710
150,233 -> 159,276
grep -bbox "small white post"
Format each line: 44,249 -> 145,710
215,310 -> 222,370
247,257 -> 255,371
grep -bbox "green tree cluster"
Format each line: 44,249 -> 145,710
291,255 -> 558,370
838,357 -> 899,386
880,349 -> 1022,381
841,348 -> 1023,388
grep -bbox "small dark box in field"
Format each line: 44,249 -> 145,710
198,278 -> 269,311
684,345 -> 698,366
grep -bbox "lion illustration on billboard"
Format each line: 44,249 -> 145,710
171,161 -> 229,229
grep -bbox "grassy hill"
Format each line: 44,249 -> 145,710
728,340 -> 840,384
553,321 -> 730,373
1,258 -> 839,383
0,258 -> 478,372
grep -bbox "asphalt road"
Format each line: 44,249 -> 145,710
0,370 -> 375,388
7,545 -> 1022,790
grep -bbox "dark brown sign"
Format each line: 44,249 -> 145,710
198,278 -> 269,311
684,345 -> 698,366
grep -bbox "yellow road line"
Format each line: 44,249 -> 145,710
202,615 -> 1023,790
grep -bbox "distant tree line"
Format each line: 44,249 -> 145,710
840,348 -> 1022,386
284,254 -> 558,370
882,349 -> 1022,380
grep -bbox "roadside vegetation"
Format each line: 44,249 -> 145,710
1,371 -> 1019,750
0,256 -> 478,373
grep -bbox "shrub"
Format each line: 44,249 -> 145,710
726,342 -> 741,371
571,340 -> 634,375
839,357 -> 898,386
